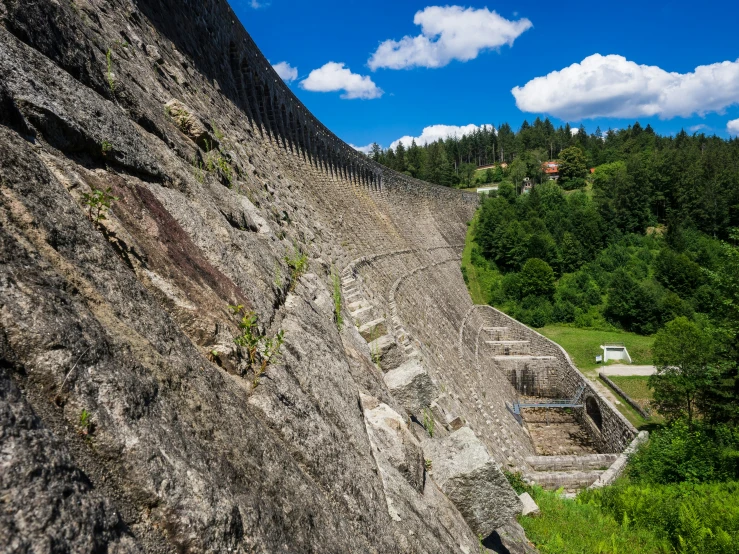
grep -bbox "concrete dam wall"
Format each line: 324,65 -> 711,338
0,0 -> 634,551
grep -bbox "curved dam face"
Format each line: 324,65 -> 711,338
0,1 -> 635,552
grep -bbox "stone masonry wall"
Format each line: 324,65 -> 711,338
0,0 -> 634,550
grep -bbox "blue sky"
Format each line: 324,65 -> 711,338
230,0 -> 739,150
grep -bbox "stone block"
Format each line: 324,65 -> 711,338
164,99 -> 216,151
368,334 -> 403,371
424,427 -> 522,536
519,492 -> 539,517
492,519 -> 539,554
359,318 -> 387,341
384,360 -> 437,415
359,394 -> 425,492
430,393 -> 465,431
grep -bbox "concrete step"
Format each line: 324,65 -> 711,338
350,306 -> 373,319
348,300 -> 368,311
525,469 -> 604,490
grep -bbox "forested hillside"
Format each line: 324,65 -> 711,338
370,120 -> 739,239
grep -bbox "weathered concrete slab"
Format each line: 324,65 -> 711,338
384,360 -> 437,415
424,427 -> 522,536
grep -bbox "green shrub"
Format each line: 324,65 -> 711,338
627,421 -> 739,484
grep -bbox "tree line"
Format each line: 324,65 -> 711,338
370,120 -> 739,236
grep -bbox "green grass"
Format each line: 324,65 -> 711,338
519,487 -> 668,554
605,376 -> 664,428
610,394 -> 657,430
609,376 -> 653,404
537,324 -> 654,373
461,211 -> 500,305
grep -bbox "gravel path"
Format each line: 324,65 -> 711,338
599,364 -> 656,376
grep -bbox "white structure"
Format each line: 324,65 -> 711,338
477,186 -> 498,194
600,343 -> 631,363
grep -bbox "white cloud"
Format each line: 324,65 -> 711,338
389,123 -> 494,150
249,0 -> 269,8
300,62 -> 383,100
689,124 -> 708,133
351,143 -> 375,155
368,6 -> 532,70
512,54 -> 739,120
729,119 -> 739,135
273,61 -> 298,83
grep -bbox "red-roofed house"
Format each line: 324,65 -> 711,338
542,161 -> 559,181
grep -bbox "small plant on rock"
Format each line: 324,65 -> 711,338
229,305 -> 284,387
253,330 -> 284,387
106,48 -> 116,92
332,269 -> 343,331
273,264 -> 283,289
101,140 -> 113,156
423,408 -> 435,438
78,408 -> 93,435
82,186 -> 119,227
191,155 -> 205,183
425,458 -> 433,471
285,246 -> 308,292
211,121 -> 225,142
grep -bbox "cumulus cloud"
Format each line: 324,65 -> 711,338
512,54 -> 739,120
729,119 -> 739,135
368,6 -> 532,70
350,144 -> 375,155
272,61 -> 298,83
390,123 -> 494,150
300,62 -> 383,99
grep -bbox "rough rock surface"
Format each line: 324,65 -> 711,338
0,0 -> 528,551
384,359 -> 438,416
368,333 -> 403,371
360,394 -> 425,493
487,520 -> 540,554
425,427 -> 523,536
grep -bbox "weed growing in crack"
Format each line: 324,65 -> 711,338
332,269 -> 343,331
285,246 -> 307,292
229,305 -> 284,387
191,155 -> 205,183
423,408 -> 435,437
211,122 -> 225,142
82,186 -> 118,227
106,49 -> 116,92
78,408 -> 94,435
